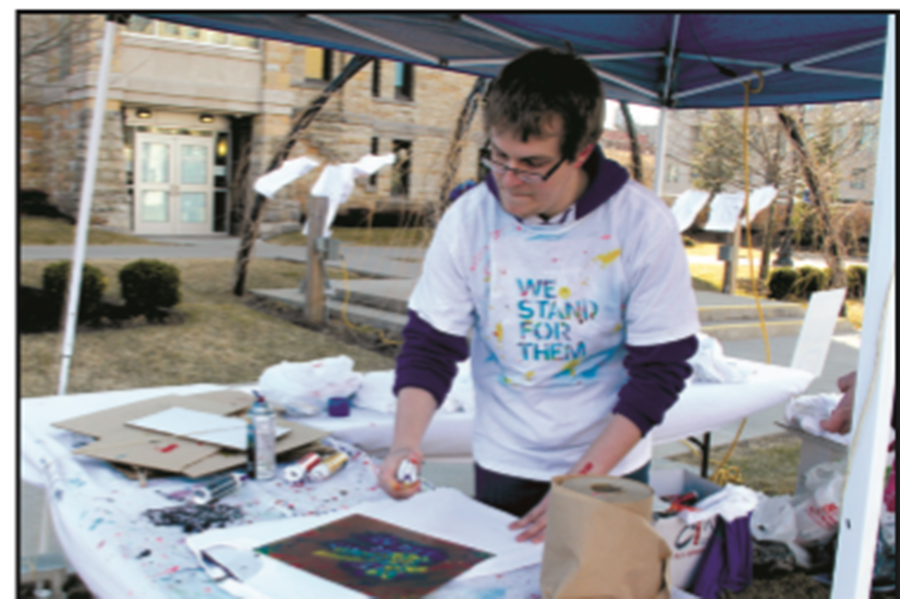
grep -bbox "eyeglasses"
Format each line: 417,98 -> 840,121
481,155 -> 566,184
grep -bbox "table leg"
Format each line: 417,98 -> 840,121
687,433 -> 712,478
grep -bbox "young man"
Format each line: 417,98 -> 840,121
378,48 -> 700,543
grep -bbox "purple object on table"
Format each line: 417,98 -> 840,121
327,397 -> 351,417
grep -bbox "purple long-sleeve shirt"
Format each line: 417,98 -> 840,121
394,146 -> 698,436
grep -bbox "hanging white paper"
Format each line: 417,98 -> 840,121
254,156 -> 320,199
704,191 -> 746,232
126,407 -> 290,451
747,185 -> 778,222
669,188 -> 711,232
304,154 -> 396,237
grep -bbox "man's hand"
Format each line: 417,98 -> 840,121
378,447 -> 423,499
821,371 -> 857,434
509,494 -> 550,543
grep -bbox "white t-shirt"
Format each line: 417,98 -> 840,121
408,178 -> 700,481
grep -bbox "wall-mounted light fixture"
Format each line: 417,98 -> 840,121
136,107 -> 152,119
216,137 -> 228,158
199,113 -> 215,124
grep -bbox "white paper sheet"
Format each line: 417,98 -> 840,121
704,191 -> 746,232
253,156 -> 320,199
747,185 -> 778,221
669,188 -> 711,232
790,288 -> 848,377
304,154 -> 395,237
126,407 -> 290,450
186,488 -> 543,599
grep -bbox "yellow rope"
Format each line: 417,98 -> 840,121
710,70 -> 770,484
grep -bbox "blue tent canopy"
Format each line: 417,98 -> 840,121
143,12 -> 888,108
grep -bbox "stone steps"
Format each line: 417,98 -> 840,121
251,285 -> 857,341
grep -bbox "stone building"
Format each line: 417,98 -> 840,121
19,14 -> 485,237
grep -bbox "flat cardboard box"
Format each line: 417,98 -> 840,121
55,390 -> 327,479
649,468 -> 723,591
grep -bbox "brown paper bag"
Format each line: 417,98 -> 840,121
540,475 -> 672,599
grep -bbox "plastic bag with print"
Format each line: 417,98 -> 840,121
259,356 -> 362,417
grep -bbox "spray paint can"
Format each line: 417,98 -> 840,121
247,392 -> 277,480
189,473 -> 244,505
283,452 -> 322,483
307,451 -> 349,482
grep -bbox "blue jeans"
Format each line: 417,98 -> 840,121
475,461 -> 651,518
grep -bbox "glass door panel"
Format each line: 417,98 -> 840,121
141,190 -> 169,222
180,144 -> 208,184
140,142 -> 170,183
179,192 -> 207,223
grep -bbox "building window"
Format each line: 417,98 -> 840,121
857,123 -> 877,149
305,47 -> 333,82
395,62 -> 414,101
666,163 -> 679,183
391,140 -> 412,198
368,137 -> 379,190
371,59 -> 381,98
850,168 -> 867,190
125,16 -> 259,49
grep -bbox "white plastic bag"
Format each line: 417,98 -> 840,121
751,495 -> 797,543
751,495 -> 811,568
258,356 -> 362,417
792,461 -> 845,545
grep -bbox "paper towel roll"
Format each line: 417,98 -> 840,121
559,476 -> 654,520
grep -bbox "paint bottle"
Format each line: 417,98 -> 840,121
190,473 -> 244,505
282,452 -> 322,483
396,457 -> 420,486
307,451 -> 349,482
247,392 -> 276,480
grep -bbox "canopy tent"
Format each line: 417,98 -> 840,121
59,13 -> 894,598
142,13 -> 887,108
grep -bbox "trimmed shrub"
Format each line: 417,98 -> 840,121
119,259 -> 181,320
767,267 -> 800,300
847,265 -> 867,299
41,260 -> 107,323
794,266 -> 827,300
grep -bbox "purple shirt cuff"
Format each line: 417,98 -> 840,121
393,309 -> 470,407
613,335 -> 699,436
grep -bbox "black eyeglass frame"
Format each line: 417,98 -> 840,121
480,155 -> 567,184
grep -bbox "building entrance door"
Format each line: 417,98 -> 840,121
134,133 -> 215,235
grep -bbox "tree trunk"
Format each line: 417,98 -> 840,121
231,54 -> 373,296
620,100 -> 644,185
304,196 -> 329,327
434,76 -> 490,225
759,202 -> 776,281
777,108 -> 847,288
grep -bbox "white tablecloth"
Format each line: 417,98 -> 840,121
20,361 -> 811,598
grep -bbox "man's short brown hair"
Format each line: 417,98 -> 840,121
483,47 -> 604,161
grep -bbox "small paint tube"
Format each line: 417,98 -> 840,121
396,458 -> 420,486
307,451 -> 349,482
283,452 -> 322,483
189,473 -> 244,505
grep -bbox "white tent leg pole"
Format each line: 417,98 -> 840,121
831,14 -> 896,599
653,107 -> 668,197
57,18 -> 118,396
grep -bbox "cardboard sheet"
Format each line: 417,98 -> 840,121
126,407 -> 290,450
54,389 -> 327,478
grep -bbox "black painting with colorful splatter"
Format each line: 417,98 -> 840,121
256,514 -> 493,598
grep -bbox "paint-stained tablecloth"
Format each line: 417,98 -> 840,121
19,384 -> 543,598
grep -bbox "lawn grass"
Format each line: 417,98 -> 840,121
20,215 -> 164,245
668,433 -> 803,496
266,227 -> 434,248
19,258 -> 394,398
